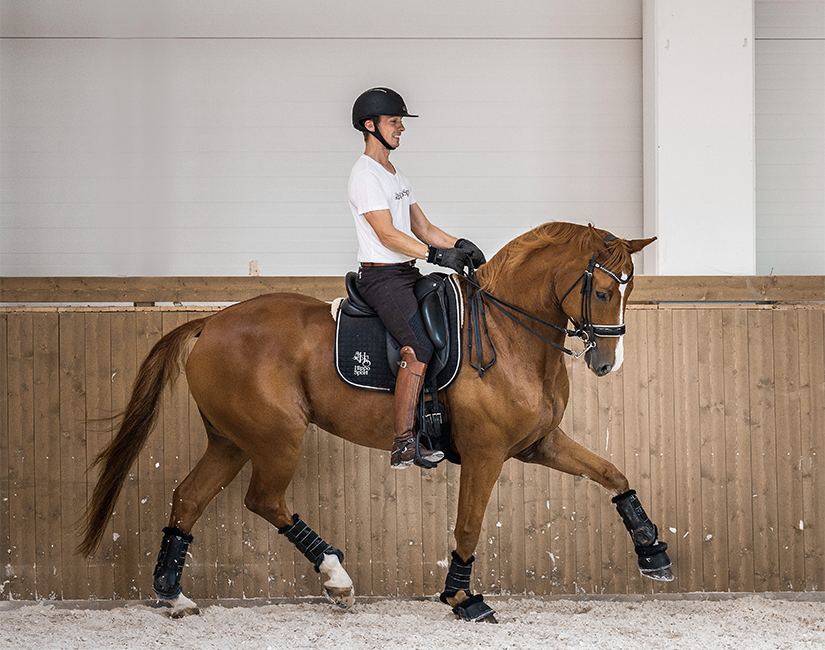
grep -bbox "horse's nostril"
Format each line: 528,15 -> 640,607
597,363 -> 613,377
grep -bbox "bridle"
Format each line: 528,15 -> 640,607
464,244 -> 633,378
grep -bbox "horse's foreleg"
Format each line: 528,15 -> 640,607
154,429 -> 249,617
243,449 -> 354,609
441,455 -> 503,623
516,427 -> 674,582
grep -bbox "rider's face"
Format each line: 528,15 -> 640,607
373,115 -> 405,147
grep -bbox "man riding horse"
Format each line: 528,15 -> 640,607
348,87 -> 486,468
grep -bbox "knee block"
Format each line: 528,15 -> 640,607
153,526 -> 193,599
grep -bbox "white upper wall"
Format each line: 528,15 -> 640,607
0,1 -> 645,277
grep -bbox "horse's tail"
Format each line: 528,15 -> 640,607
77,316 -> 211,556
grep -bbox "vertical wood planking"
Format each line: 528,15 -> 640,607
722,309 -> 755,592
3,304 -> 825,600
59,312 -> 89,599
645,309 -> 679,595
110,311 -> 141,599
420,461 -> 449,596
596,338 -> 628,594
696,310 -> 729,591
799,308 -> 825,590
135,311 -> 165,598
186,312 -> 218,599
4,313 -> 37,598
772,309 -> 805,590
370,446 -> 397,596
619,310 -> 650,594
748,310 -> 780,591
84,312 -> 114,598
671,310 -> 703,591
32,312 -> 62,599
0,314 -> 8,596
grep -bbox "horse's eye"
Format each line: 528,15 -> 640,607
595,291 -> 609,303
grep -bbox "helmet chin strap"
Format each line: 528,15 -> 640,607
367,121 -> 396,151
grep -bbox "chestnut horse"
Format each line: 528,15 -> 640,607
79,222 -> 672,621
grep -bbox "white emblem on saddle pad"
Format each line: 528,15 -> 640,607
353,351 -> 371,376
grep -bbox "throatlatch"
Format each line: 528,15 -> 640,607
440,551 -> 497,622
153,526 -> 193,599
612,490 -> 673,579
278,513 -> 344,572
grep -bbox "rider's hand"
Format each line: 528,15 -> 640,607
427,246 -> 472,274
455,239 -> 486,268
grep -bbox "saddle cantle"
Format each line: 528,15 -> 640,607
334,271 -> 463,392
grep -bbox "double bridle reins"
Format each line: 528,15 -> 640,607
464,250 -> 633,378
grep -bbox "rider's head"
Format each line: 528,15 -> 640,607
352,87 -> 417,151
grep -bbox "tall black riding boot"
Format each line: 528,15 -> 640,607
390,346 -> 444,468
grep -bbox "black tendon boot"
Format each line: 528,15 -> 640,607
278,513 -> 344,572
612,490 -> 674,581
439,551 -> 497,623
153,527 -> 193,599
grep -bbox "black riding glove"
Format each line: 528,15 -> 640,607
427,246 -> 472,274
455,238 -> 486,268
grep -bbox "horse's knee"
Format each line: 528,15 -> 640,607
602,464 -> 630,495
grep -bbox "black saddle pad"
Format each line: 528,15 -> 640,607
334,274 -> 463,392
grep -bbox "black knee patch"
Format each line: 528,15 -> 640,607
278,513 -> 344,573
153,527 -> 193,599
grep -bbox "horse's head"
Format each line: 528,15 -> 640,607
555,226 -> 656,376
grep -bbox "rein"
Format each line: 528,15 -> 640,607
464,250 -> 633,378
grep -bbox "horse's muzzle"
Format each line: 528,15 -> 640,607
584,345 -> 614,377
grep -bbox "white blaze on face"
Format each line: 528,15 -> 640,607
611,276 -> 630,372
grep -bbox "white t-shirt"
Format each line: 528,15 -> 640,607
348,154 -> 418,264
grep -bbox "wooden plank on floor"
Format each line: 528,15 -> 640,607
552,357 -> 577,594
799,308 -> 825,590
4,313 -> 37,599
521,462 -> 551,595
721,309 -> 755,592
747,309 -> 780,592
772,309 -> 806,590
696,310 -> 729,591
0,314 -> 8,596
317,430 -> 348,594
59,311 -> 89,599
671,310 -> 703,592
32,311 -> 62,599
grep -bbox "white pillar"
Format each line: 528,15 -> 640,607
643,0 -> 756,275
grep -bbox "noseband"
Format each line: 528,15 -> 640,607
465,245 -> 632,378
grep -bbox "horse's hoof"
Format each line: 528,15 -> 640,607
167,605 -> 201,618
641,566 -> 675,582
324,586 -> 355,609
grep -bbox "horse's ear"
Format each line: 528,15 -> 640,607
627,236 -> 657,255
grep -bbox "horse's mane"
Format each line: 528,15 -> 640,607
476,222 -> 635,292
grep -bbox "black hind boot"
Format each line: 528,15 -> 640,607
153,527 -> 193,599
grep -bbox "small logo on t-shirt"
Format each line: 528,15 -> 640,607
395,188 -> 411,201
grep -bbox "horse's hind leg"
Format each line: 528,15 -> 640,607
154,421 -> 249,617
516,426 -> 674,582
242,445 -> 354,609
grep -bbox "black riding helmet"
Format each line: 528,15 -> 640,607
352,87 -> 418,150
